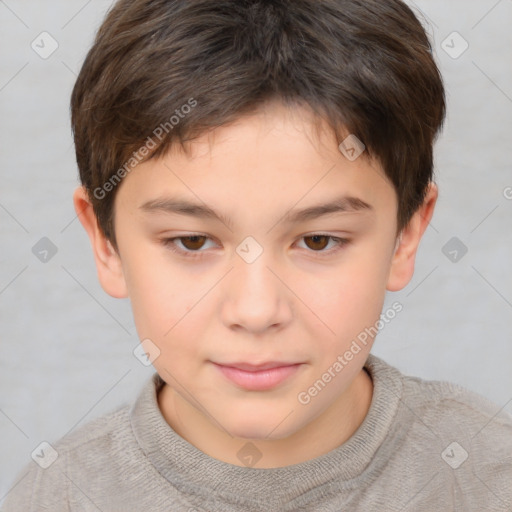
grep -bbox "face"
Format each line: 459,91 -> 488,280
102,102 -> 403,440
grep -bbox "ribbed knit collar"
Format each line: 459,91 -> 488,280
130,353 -> 403,510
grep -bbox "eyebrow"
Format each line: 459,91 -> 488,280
139,195 -> 374,229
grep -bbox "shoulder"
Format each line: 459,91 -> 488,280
367,353 -> 512,430
1,403 -> 134,511
366,353 -> 512,438
55,402 -> 132,453
400,368 -> 512,503
367,356 -> 512,509
401,370 -> 512,435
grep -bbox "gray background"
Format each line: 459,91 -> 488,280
1,0 -> 511,503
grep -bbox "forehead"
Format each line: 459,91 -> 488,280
115,102 -> 396,229
178,100 -> 362,162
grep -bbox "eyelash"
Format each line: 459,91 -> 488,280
160,234 -> 350,259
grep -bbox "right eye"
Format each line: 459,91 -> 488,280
161,234 -> 217,258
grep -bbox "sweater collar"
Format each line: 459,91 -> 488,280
130,353 -> 403,509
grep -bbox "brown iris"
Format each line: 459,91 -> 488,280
303,235 -> 331,251
179,236 -> 208,250
177,234 -> 333,252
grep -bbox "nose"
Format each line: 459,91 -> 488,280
220,248 -> 293,334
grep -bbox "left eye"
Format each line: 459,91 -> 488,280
161,234 -> 349,257
297,234 -> 347,252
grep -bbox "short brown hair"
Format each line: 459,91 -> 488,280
71,0 -> 446,250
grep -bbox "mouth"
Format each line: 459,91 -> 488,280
211,361 -> 304,391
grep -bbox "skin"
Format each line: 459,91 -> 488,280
74,100 -> 437,468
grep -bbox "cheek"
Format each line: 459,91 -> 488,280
124,248 -> 221,371
126,263 -> 207,380
121,246 -> 192,339
296,250 -> 389,346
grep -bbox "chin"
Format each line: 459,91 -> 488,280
225,411 -> 301,441
230,424 -> 292,441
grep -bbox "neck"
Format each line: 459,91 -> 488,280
158,367 -> 373,468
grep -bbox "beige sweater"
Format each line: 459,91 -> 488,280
2,353 -> 512,511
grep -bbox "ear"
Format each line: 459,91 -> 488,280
386,182 -> 438,291
72,186 -> 128,298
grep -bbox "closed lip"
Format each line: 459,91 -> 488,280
212,361 -> 302,372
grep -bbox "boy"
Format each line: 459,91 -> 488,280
3,0 -> 512,510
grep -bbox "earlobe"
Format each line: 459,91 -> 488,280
386,183 -> 438,292
72,187 -> 128,299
